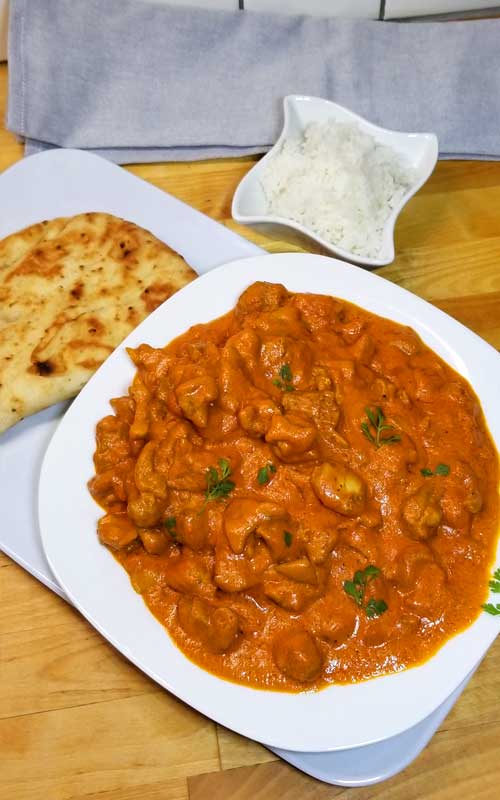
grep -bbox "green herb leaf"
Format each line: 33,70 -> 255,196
164,516 -> 177,538
421,463 -> 450,477
365,598 -> 388,618
435,463 -> 450,476
273,364 -> 294,392
482,603 -> 500,616
343,564 -> 387,618
481,567 -> 500,614
360,421 -> 375,445
200,458 -> 235,513
257,463 -> 276,485
343,580 -> 363,605
361,406 -> 401,449
283,530 -> 293,547
363,565 -> 381,579
218,458 -> 231,480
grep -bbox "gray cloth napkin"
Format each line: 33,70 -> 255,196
7,0 -> 500,163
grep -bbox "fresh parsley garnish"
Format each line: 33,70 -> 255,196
483,603 -> 500,616
365,598 -> 389,618
343,565 -> 388,618
273,363 -> 295,392
257,463 -> 276,485
280,364 -> 292,382
164,516 -> 177,538
361,407 -> 401,449
421,463 -> 450,477
283,530 -> 293,547
435,463 -> 450,476
200,458 -> 235,513
489,567 -> 500,593
482,568 -> 500,615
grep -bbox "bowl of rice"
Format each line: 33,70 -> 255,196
232,95 -> 438,268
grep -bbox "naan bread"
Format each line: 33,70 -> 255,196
0,212 -> 197,434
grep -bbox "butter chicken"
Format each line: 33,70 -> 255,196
89,282 -> 499,691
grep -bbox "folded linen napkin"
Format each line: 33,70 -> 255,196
7,0 -> 500,163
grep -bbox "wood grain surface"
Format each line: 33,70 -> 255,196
0,62 -> 499,799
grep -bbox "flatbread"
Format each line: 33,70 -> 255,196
0,212 -> 197,435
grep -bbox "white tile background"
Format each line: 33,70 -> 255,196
384,1 -> 500,18
244,0 -> 379,17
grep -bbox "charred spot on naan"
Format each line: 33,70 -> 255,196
141,282 -> 179,312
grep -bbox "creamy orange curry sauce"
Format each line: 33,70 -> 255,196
89,282 -> 499,691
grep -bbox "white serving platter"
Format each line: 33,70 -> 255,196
38,252 -> 500,754
0,150 -> 496,784
0,147 -> 262,594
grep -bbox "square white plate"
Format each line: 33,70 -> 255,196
38,252 -> 500,753
0,148 -> 263,591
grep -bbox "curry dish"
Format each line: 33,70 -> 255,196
89,282 -> 500,691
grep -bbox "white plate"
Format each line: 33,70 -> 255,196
0,148 -> 262,274
232,95 -> 438,267
0,147 -> 263,588
38,253 -> 500,753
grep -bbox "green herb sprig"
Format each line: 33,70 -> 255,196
283,530 -> 293,547
273,363 -> 295,392
483,567 -> 500,616
164,516 -> 177,539
365,598 -> 389,618
344,565 -> 388,618
421,463 -> 450,477
257,463 -> 276,485
200,458 -> 235,513
361,407 -> 401,449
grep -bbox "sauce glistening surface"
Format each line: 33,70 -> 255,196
89,282 -> 499,691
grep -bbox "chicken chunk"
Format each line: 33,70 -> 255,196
218,349 -> 245,414
265,413 -> 316,460
263,572 -> 321,612
215,537 -> 272,592
138,529 -> 169,555
402,485 -> 442,540
282,390 -> 340,449
235,281 -> 288,318
238,396 -> 279,438
311,462 -> 366,517
224,499 -> 286,554
273,629 -> 323,682
97,513 -> 138,550
134,441 -> 167,498
177,596 -> 239,653
163,552 -> 215,599
276,557 -> 317,584
175,374 -> 218,428
127,490 -> 165,527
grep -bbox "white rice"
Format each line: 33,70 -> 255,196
260,120 -> 415,258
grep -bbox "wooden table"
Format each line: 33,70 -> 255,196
1,61 -> 499,799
